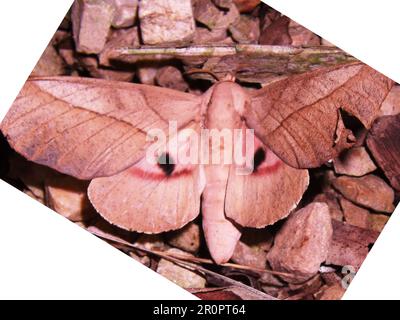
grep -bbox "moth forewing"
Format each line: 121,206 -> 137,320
0,77 -> 202,180
245,63 -> 394,169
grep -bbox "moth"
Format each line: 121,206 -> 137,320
0,62 -> 393,264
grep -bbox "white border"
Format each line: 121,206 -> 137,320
0,0 -> 399,299
0,0 -> 196,300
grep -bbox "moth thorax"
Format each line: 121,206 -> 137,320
206,82 -> 247,130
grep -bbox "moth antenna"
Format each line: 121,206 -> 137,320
221,72 -> 236,82
185,68 -> 225,82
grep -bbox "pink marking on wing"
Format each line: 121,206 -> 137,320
252,159 -> 282,176
128,166 -> 194,181
242,131 -> 283,176
252,144 -> 283,176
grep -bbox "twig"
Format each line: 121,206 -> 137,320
88,228 -> 296,279
89,229 -> 277,300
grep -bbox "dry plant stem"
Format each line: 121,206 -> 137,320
117,45 -> 357,72
118,44 -> 354,58
90,230 -> 276,299
89,228 -> 296,279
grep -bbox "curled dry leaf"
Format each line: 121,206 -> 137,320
332,175 -> 395,213
367,114 -> 400,191
333,146 -> 377,177
340,197 -> 389,233
267,202 -> 333,283
326,220 -> 379,269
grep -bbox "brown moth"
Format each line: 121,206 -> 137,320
0,62 -> 393,263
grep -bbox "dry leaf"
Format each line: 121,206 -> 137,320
333,175 -> 394,213
367,114 -> 400,191
333,146 -> 377,177
326,220 -> 379,269
340,197 -> 389,232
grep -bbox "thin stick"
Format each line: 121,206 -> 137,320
117,44 -> 354,59
89,229 -> 277,299
89,229 -> 296,279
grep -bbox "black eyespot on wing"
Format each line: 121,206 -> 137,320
157,152 -> 175,176
253,147 -> 266,171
